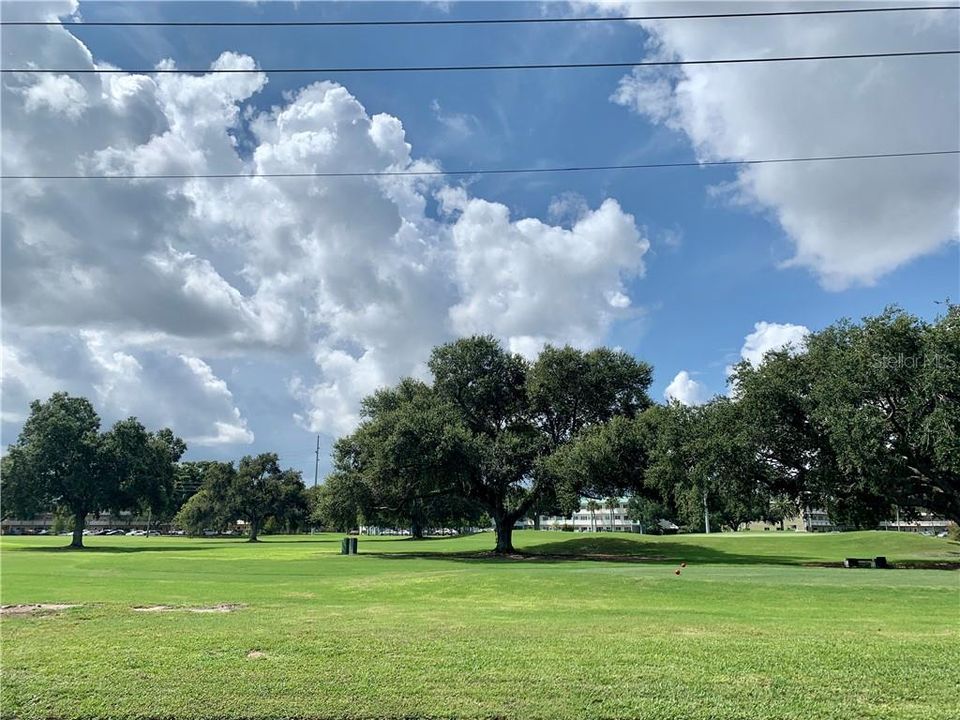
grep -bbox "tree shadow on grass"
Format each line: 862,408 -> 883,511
370,543 -> 800,567
253,538 -> 340,544
10,544 -> 223,554
364,533 -> 482,543
366,535 -> 957,568
9,538 -> 338,553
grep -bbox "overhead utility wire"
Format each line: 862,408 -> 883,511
4,49 -> 956,75
4,150 -> 956,181
3,5 -> 958,26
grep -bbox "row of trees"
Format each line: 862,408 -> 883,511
323,306 -> 958,552
1,394 -> 186,548
4,306 -> 955,551
731,305 -> 958,525
0,395 -> 310,546
174,454 -> 309,541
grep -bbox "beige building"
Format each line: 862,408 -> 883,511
745,508 -> 843,533
746,508 -> 950,534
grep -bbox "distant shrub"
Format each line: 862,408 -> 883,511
947,522 -> 960,542
50,510 -> 73,535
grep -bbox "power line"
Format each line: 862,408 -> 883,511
3,49 -> 957,75
3,5 -> 958,27
4,150 -> 956,181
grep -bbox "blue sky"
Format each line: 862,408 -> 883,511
2,1 -> 958,481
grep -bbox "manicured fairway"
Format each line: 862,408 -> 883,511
1,531 -> 958,719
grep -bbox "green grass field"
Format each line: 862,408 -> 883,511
2,531 -> 958,719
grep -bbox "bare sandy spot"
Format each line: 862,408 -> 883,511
246,650 -> 266,660
190,603 -> 244,613
1,604 -> 80,616
132,603 -> 244,613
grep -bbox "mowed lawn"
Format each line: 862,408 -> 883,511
1,531 -> 958,720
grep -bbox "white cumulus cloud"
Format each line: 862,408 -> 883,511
441,189 -> 648,358
664,370 -> 708,406
1,6 -> 649,446
738,321 -> 811,366
1,329 -> 254,446
603,1 -> 959,288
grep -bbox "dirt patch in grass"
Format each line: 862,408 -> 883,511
246,650 -> 266,659
132,603 -> 245,613
1,604 -> 80,616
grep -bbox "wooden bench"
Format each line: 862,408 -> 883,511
843,556 -> 888,569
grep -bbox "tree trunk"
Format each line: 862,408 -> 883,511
70,511 -> 86,549
493,515 -> 514,554
248,518 -> 260,542
411,518 -> 424,539
533,514 -> 541,531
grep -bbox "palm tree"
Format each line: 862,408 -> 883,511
770,496 -> 798,531
606,497 -> 619,533
586,500 -> 599,532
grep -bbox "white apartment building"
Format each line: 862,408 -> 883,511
878,511 -> 951,534
533,498 -> 645,533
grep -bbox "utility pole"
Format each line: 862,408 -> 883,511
313,434 -> 320,488
702,490 -> 711,535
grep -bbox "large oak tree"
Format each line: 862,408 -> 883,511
328,337 -> 653,553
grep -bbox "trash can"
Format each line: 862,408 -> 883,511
341,537 -> 350,555
349,537 -> 358,555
